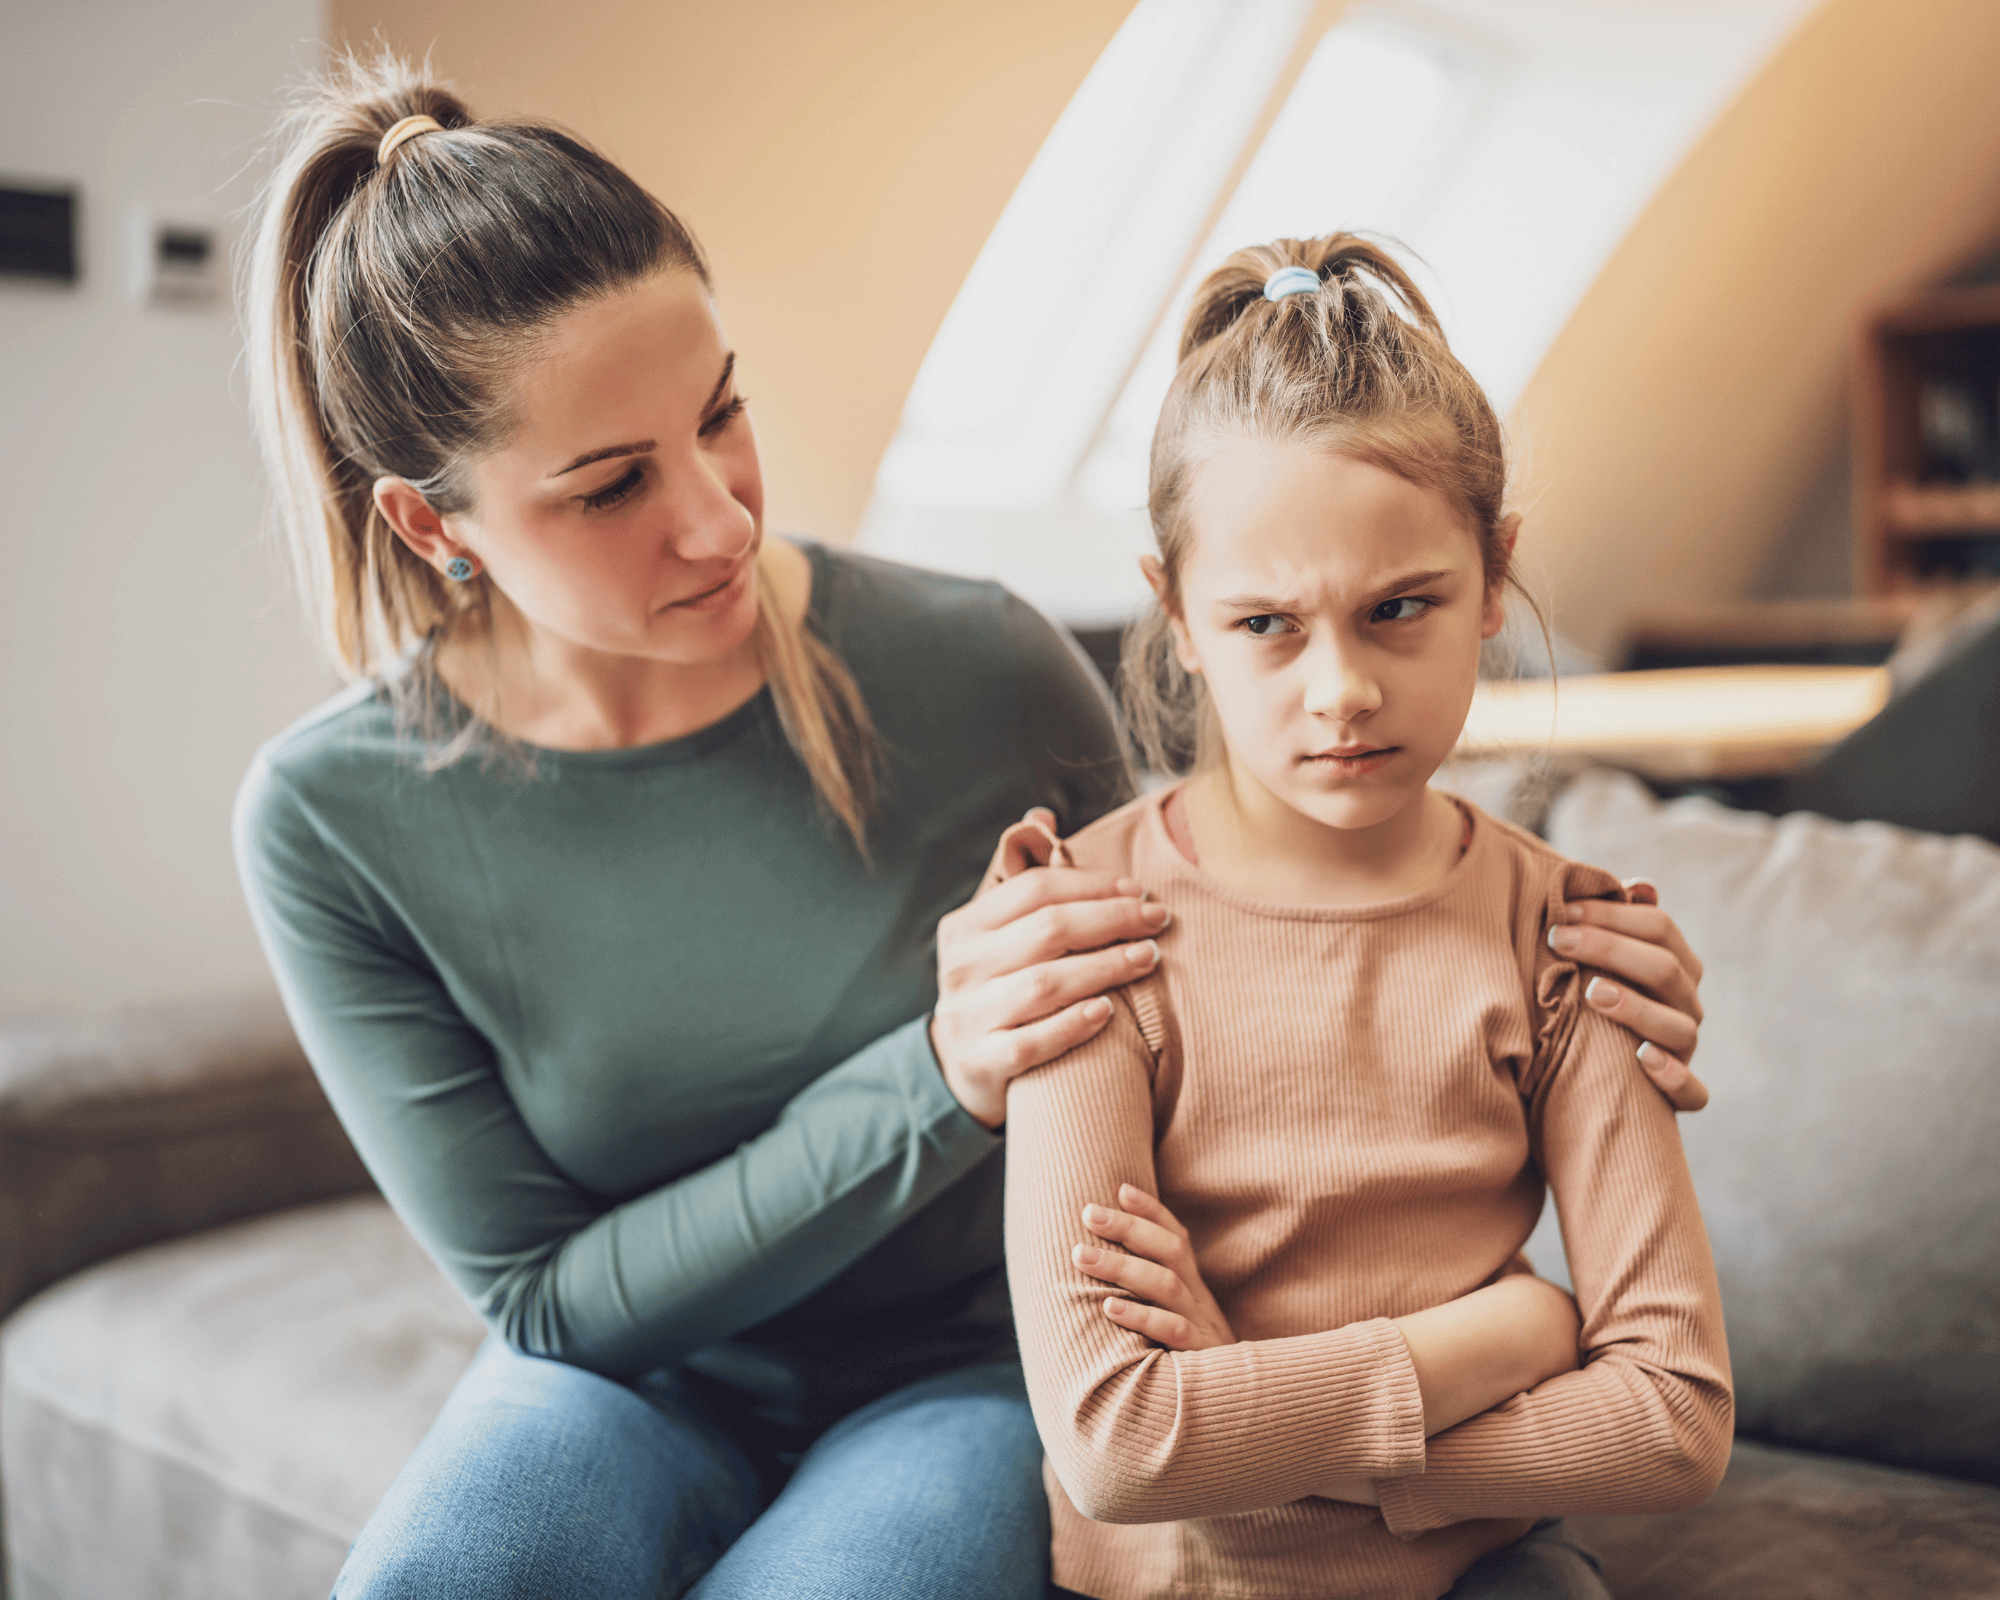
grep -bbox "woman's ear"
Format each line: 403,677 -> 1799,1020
1142,556 -> 1204,677
1481,513 -> 1523,641
374,477 -> 474,577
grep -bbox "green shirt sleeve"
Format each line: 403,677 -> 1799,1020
232,553 -> 1136,1384
236,758 -> 999,1376
1002,589 -> 1136,834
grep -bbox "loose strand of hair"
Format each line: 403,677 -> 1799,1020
752,559 -> 879,859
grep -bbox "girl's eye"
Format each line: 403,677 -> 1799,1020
700,394 -> 749,438
579,464 -> 644,512
1239,614 -> 1295,637
1371,596 -> 1433,624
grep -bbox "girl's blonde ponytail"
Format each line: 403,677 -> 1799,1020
1126,233 -> 1537,774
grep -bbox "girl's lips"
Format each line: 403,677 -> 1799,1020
1303,746 -> 1398,775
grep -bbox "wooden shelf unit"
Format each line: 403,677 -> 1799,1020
1853,282 -> 2000,593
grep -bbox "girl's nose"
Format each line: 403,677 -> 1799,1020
1301,639 -> 1381,724
663,449 -> 754,563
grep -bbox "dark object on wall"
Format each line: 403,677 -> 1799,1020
1853,284 -> 2000,592
1778,595 -> 2000,844
0,185 -> 79,282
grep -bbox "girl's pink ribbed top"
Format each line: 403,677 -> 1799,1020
1003,788 -> 1732,1600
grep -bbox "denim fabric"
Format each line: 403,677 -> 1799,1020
334,1338 -> 1048,1599
1444,1519 -> 1609,1600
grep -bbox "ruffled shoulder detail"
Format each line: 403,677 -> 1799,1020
1518,851 -> 1627,1106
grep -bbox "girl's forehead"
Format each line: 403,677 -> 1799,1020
1181,438 -> 1480,593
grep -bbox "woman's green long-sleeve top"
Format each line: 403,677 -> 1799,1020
234,543 -> 1130,1411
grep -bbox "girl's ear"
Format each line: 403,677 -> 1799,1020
1480,513 -> 1522,641
374,477 -> 475,577
1142,555 -> 1204,677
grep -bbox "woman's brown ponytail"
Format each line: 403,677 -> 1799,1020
245,52 -> 877,847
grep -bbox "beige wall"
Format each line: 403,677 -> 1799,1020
1513,0 -> 2000,659
1,0 -> 334,1022
333,0 -> 1136,546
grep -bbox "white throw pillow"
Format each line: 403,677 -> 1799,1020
1539,769 -> 2000,1479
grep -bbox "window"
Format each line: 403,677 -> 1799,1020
860,0 -> 1820,626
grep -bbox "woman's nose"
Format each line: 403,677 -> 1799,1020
662,449 -> 753,562
1301,638 -> 1381,724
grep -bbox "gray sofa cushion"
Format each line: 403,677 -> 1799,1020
1,1195 -> 483,1600
1541,770 -> 2000,1479
1573,1437 -> 2000,1599
0,990 -> 372,1325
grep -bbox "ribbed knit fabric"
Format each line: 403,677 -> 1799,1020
1003,788 -> 1732,1600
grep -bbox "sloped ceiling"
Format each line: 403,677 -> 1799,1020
1512,0 -> 2000,658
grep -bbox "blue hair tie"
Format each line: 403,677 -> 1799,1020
1262,266 -> 1321,302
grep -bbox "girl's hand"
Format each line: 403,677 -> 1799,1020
1071,1182 -> 1236,1351
931,809 -> 1168,1129
1556,879 -> 1710,1111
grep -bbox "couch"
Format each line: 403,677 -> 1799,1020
4,772 -> 1999,1598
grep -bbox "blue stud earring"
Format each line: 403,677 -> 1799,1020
444,556 -> 476,582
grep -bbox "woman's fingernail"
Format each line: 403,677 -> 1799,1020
1116,878 -> 1143,896
1548,926 -> 1580,955
1084,1205 -> 1112,1227
1586,976 -> 1621,1007
1074,1245 -> 1101,1266
1128,939 -> 1160,968
1143,902 -> 1170,928
1082,997 -> 1112,1022
1637,1041 -> 1663,1070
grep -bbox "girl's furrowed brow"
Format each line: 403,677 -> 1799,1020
1215,567 -> 1458,614
1360,567 -> 1456,607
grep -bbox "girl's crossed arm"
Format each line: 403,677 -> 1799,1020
1007,996 -> 1437,1523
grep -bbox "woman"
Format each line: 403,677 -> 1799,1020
235,56 -> 1710,1599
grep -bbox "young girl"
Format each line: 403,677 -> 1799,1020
1001,238 -> 1731,1600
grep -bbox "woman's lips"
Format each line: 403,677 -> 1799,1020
664,562 -> 748,612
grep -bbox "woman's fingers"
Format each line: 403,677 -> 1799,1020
1102,1297 -> 1199,1350
957,861 -> 1148,936
984,993 -> 1118,1078
1548,918 -> 1702,1024
1635,1042 -> 1710,1111
1072,1242 -> 1194,1314
1560,896 -> 1703,986
1583,975 -> 1699,1060
979,811 -> 1070,890
973,942 -> 1160,1037
947,895 -> 1169,993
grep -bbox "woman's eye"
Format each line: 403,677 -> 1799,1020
700,394 -> 749,438
1371,596 -> 1433,623
580,465 -> 644,512
1240,614 -> 1294,637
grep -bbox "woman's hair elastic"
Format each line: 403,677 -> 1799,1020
377,114 -> 444,166
1262,266 -> 1322,302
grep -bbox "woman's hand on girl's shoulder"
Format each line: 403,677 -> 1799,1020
931,809 -> 1168,1129
1070,1184 -> 1236,1351
1555,879 -> 1710,1112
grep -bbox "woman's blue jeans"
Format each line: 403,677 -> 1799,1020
336,1338 -> 1607,1600
335,1337 -> 1051,1599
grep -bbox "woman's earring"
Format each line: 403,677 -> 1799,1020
444,555 -> 478,582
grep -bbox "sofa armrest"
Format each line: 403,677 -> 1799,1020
0,990 -> 373,1325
